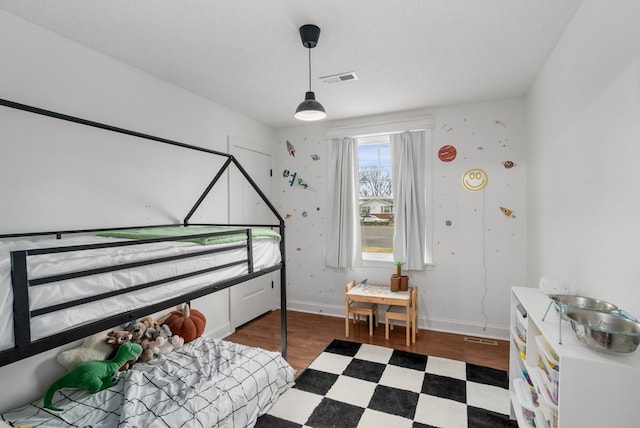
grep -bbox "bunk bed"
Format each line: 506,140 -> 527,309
0,98 -> 291,426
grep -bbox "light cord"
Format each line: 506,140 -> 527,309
481,189 -> 488,331
308,48 -> 312,91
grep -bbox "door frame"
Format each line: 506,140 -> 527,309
227,136 -> 278,327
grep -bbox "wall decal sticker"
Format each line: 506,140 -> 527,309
285,213 -> 292,219
302,211 -> 308,217
282,170 -> 309,189
502,160 -> 517,169
445,220 -> 453,226
438,145 -> 457,162
311,154 -> 320,161
500,207 -> 516,218
293,174 -> 309,189
462,168 -> 488,192
286,140 -> 296,157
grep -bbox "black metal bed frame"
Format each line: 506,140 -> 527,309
0,98 -> 287,367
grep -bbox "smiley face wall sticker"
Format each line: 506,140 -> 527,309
462,168 -> 488,192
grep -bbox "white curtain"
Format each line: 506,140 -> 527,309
325,137 -> 362,268
391,130 -> 427,271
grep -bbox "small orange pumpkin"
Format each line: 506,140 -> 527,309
163,304 -> 206,343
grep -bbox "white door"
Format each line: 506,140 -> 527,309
228,137 -> 275,328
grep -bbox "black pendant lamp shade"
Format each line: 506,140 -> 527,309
295,24 -> 326,121
295,91 -> 325,121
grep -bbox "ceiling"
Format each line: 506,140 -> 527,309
0,0 -> 581,129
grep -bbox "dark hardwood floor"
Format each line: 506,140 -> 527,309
225,310 -> 510,375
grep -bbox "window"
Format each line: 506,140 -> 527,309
325,115 -> 433,269
358,135 -> 393,257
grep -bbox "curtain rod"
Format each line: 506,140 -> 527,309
325,115 -> 433,139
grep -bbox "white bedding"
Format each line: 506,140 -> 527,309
1,337 -> 295,427
0,234 -> 281,352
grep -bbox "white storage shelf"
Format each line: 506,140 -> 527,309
509,286 -> 640,427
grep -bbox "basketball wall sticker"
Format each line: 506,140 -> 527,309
438,145 -> 457,162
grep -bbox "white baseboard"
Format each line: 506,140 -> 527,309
205,321 -> 233,340
287,299 -> 345,318
285,299 -> 509,341
422,316 -> 509,341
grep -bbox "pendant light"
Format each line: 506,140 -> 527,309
295,24 -> 326,121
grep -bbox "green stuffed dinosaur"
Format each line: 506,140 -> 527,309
44,342 -> 142,411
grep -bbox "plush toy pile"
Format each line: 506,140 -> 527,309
56,304 -> 206,372
118,315 -> 186,364
47,305 -> 207,411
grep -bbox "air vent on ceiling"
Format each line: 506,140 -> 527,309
320,71 -> 359,84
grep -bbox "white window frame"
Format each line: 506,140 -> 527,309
327,116 -> 434,267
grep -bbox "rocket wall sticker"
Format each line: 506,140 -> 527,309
500,207 -> 516,218
286,140 -> 296,157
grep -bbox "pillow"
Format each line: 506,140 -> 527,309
56,330 -> 113,371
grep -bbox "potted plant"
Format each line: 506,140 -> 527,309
390,261 -> 409,292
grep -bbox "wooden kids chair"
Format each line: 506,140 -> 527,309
385,286 -> 418,343
345,280 -> 378,336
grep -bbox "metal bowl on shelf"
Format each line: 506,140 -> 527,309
564,309 -> 640,353
549,294 -> 619,313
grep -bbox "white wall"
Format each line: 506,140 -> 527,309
9,0 -> 639,414
0,11 -> 276,412
525,0 -> 640,316
276,97 -> 527,340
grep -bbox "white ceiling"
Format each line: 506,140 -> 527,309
0,0 -> 581,129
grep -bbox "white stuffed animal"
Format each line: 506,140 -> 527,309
156,324 -> 185,355
56,330 -> 113,371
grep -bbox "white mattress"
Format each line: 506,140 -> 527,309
0,234 -> 281,352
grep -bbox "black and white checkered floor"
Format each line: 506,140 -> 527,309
256,339 -> 516,428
